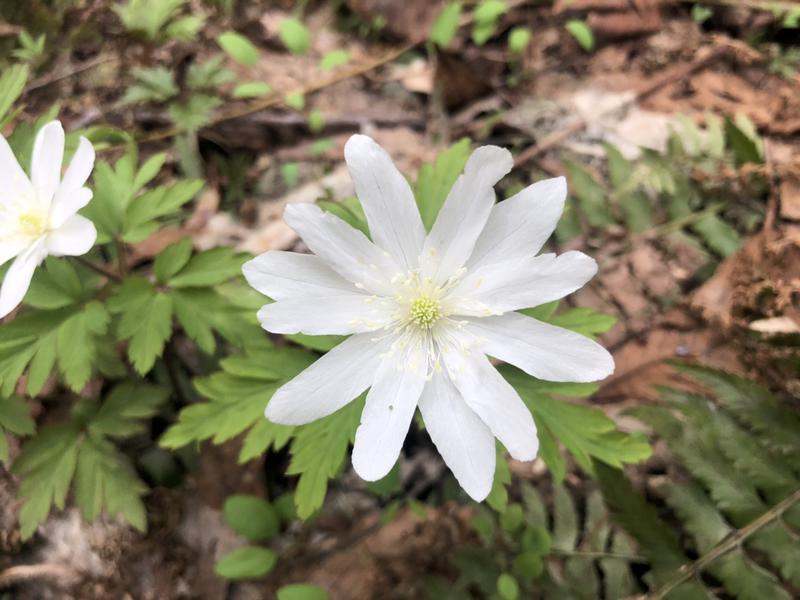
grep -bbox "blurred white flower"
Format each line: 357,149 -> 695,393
244,135 -> 614,501
0,121 -> 97,319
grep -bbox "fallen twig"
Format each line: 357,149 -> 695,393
0,564 -> 75,588
633,488 -> 800,600
25,55 -> 119,93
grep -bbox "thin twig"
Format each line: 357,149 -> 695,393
635,488 -> 800,600
675,0 -> 798,11
73,256 -> 122,281
25,55 -> 119,93
550,548 -> 646,561
0,564 -> 75,588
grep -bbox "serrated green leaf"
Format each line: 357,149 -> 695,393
288,399 -> 363,519
154,238 -> 193,283
0,396 -> 35,463
167,247 -> 246,288
414,138 -> 471,230
0,64 -> 29,127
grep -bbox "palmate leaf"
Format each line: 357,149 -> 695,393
160,343 -> 312,458
287,398 -> 363,519
0,395 -> 35,463
12,382 -> 167,539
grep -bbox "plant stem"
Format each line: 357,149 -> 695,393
637,488 -> 800,600
73,256 -> 122,282
550,548 -> 646,561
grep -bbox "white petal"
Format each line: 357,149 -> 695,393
257,294 -> 392,335
418,373 -> 495,501
467,176 -> 566,269
344,135 -> 426,269
243,251 -> 358,300
0,240 -> 47,319
422,146 -> 512,283
0,237 -> 28,268
49,187 -> 92,229
46,215 -> 97,257
284,203 -> 402,296
352,353 -> 427,481
31,121 -> 65,203
451,251 -> 597,316
443,350 -> 538,461
265,333 -> 390,425
0,134 -> 34,201
50,136 -> 95,227
465,312 -> 615,383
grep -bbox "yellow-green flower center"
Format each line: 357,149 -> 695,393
18,212 -> 47,237
409,296 -> 441,329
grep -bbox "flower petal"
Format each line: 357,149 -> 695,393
451,251 -> 597,316
0,237 -> 28,268
31,121 -> 65,204
265,333 -> 390,426
0,240 -> 47,319
257,294 -> 392,335
465,312 -> 615,382
443,350 -> 538,461
284,203 -> 402,296
344,135 -> 426,269
467,176 -> 566,269
418,373 -> 495,501
49,187 -> 92,229
50,136 -> 95,227
0,134 -> 34,201
243,251 -> 358,300
352,353 -> 427,481
422,146 -> 513,283
46,215 -> 97,257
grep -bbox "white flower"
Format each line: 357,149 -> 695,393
0,121 -> 97,319
243,135 -> 614,501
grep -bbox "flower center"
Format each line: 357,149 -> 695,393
409,296 -> 441,329
17,211 -> 47,237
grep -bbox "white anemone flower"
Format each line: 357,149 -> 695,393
243,135 -> 614,501
0,121 -> 97,319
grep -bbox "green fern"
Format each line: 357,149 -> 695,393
599,365 -> 800,599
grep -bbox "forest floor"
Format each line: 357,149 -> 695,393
1,0 -> 799,598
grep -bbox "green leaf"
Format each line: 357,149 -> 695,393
160,345 -> 312,450
472,0 -> 507,45
277,584 -> 330,600
724,115 -> 763,166
430,2 -> 462,49
25,259 -> 99,310
565,20 -> 595,52
691,5 -> 713,24
288,399 -> 363,519
504,366 -> 651,474
13,423 -> 81,540
168,247 -> 247,288
110,277 -> 173,374
89,382 -> 170,439
486,448 -> 511,511
233,82 -> 272,98
308,109 -> 325,133
0,396 -> 35,463
223,495 -> 280,541
414,138 -> 471,230
168,95 -> 221,132
215,546 -> 277,580
543,307 -> 617,339
217,31 -> 260,66
320,50 -> 351,70
123,179 -> 204,242
566,161 -> 614,227
285,91 -> 305,110
497,573 -> 519,600
56,301 -> 111,391
279,18 -> 311,55
604,143 -> 652,232
154,238 -> 194,283
508,26 -> 531,55
0,64 -> 29,127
